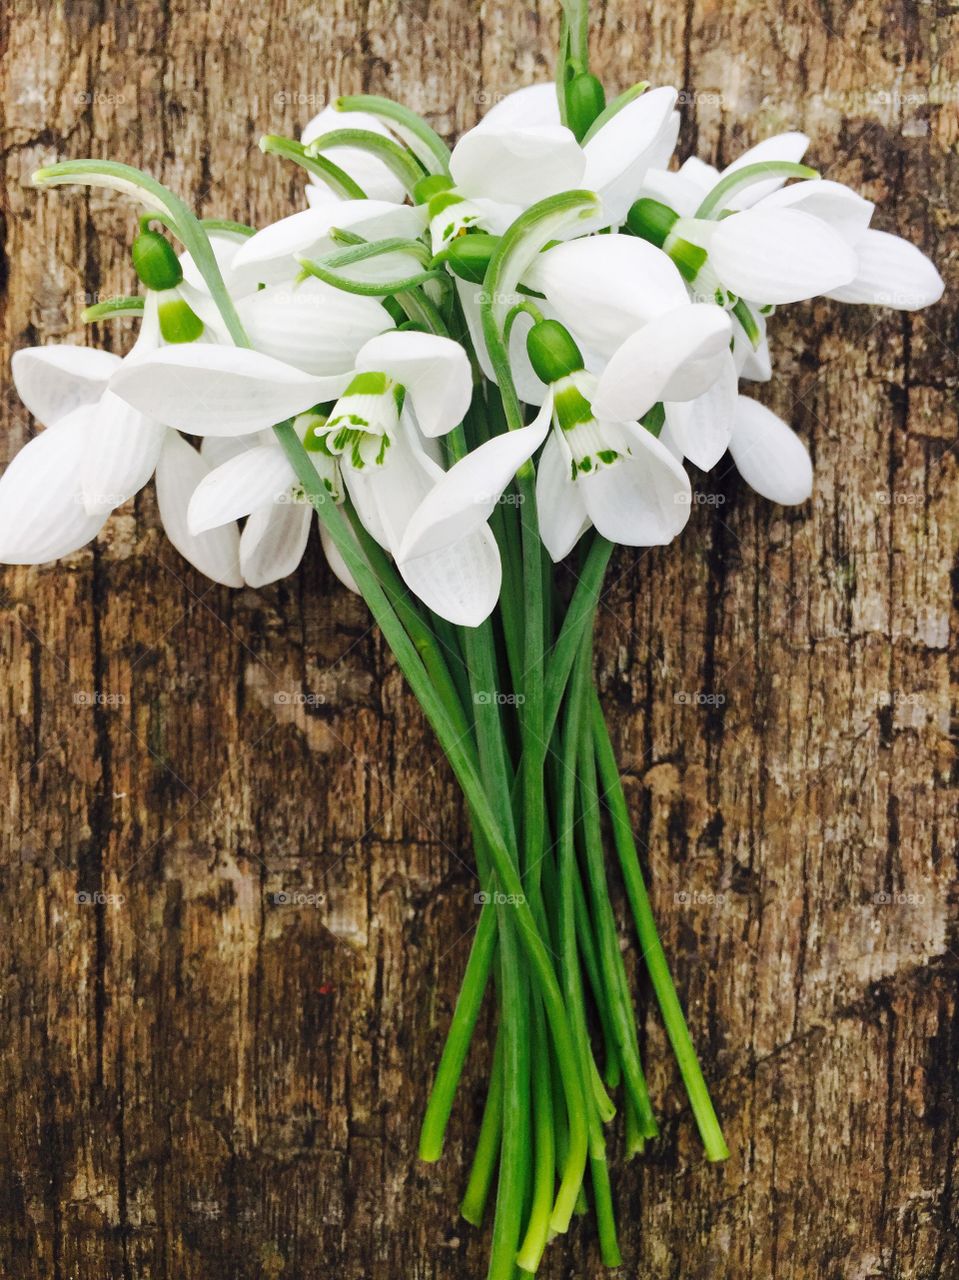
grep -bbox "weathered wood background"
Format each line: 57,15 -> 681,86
0,1 -> 957,1276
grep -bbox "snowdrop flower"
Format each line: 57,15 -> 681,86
400,310 -> 731,565
183,427 -> 358,591
524,234 -> 739,468
0,298 -> 243,583
726,395 -> 814,506
427,83 -> 679,253
109,330 -> 501,624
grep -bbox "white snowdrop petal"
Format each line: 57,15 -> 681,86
583,86 -> 678,225
155,433 -> 244,586
535,430 -> 590,562
319,519 -> 361,593
233,201 -> 426,276
239,277 -> 391,376
354,332 -> 472,438
240,499 -> 313,587
477,84 -> 561,130
728,395 -> 813,504
399,398 -> 552,560
709,208 -> 857,305
759,179 -> 874,243
110,345 -> 348,436
188,445 -> 297,533
398,523 -> 503,627
0,409 -> 106,563
826,228 -> 945,310
594,305 -> 733,422
723,131 -> 810,208
580,422 -> 692,547
450,123 -> 585,206
664,352 -> 738,471
12,345 -> 121,426
81,391 -> 167,515
527,235 -> 690,359
640,167 -> 707,218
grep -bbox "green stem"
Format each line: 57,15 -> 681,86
591,692 -> 729,1162
461,1027 -> 505,1225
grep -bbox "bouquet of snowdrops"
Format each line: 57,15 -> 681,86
3,0 -> 942,1271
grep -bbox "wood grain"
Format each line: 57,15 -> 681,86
0,1 -> 957,1276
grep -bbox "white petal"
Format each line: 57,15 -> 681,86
81,391 -> 167,514
640,167 -> 707,218
454,279 -> 546,406
527,235 -> 689,359
728,396 -> 812,504
199,434 -> 260,469
722,132 -> 810,209
583,86 -> 678,225
759,179 -> 874,243
478,84 -> 561,130
450,123 -> 585,206
678,156 -> 720,193
240,499 -> 313,587
580,422 -> 692,546
154,433 -> 244,586
239,277 -> 391,376
826,228 -> 945,310
110,345 -> 348,436
732,310 -> 772,382
302,105 -> 407,203
399,523 -> 502,626
178,231 -> 259,297
319,519 -> 361,593
232,201 -> 426,277
0,409 -> 106,563
594,305 -> 733,422
535,430 -> 590,561
12,345 -> 121,426
709,208 -> 857,304
354,332 -> 472,438
399,398 -> 552,559
646,109 -> 681,171
188,445 -> 297,533
664,352 -> 738,470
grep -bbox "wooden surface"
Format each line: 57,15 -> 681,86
1,2 -> 957,1276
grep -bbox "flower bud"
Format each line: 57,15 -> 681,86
627,198 -> 708,284
413,173 -> 454,205
526,319 -> 584,384
566,72 -> 606,142
439,233 -> 499,284
158,296 -> 204,344
131,230 -> 183,291
626,198 -> 678,249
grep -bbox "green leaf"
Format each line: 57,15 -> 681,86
479,189 -> 601,430
33,159 -> 247,346
304,127 -> 426,196
695,160 -> 819,220
335,94 -> 451,175
81,296 -> 145,323
259,135 -> 366,199
580,81 -> 649,145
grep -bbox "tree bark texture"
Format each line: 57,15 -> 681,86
0,2 -> 957,1276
